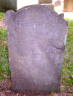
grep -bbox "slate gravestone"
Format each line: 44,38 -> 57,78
6,5 -> 68,94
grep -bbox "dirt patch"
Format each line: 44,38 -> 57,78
0,19 -> 7,29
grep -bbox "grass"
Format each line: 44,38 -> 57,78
0,28 -> 10,81
0,12 -> 5,20
0,12 -> 10,81
0,12 -> 73,93
61,19 -> 73,92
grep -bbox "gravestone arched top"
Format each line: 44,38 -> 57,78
6,5 -> 68,26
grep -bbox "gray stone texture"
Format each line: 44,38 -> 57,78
6,5 -> 68,95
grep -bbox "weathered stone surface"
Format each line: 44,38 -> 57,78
6,5 -> 68,94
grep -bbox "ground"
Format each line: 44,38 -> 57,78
0,20 -> 73,96
0,19 -> 6,29
0,78 -> 73,96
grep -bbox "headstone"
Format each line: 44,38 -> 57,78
64,0 -> 73,12
0,0 -> 54,11
39,0 -> 54,10
6,5 -> 68,95
0,0 -> 16,11
39,3 -> 54,9
39,0 -> 52,3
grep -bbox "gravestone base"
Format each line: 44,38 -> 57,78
12,83 -> 60,95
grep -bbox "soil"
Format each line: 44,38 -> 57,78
0,19 -> 7,29
0,20 -> 73,96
